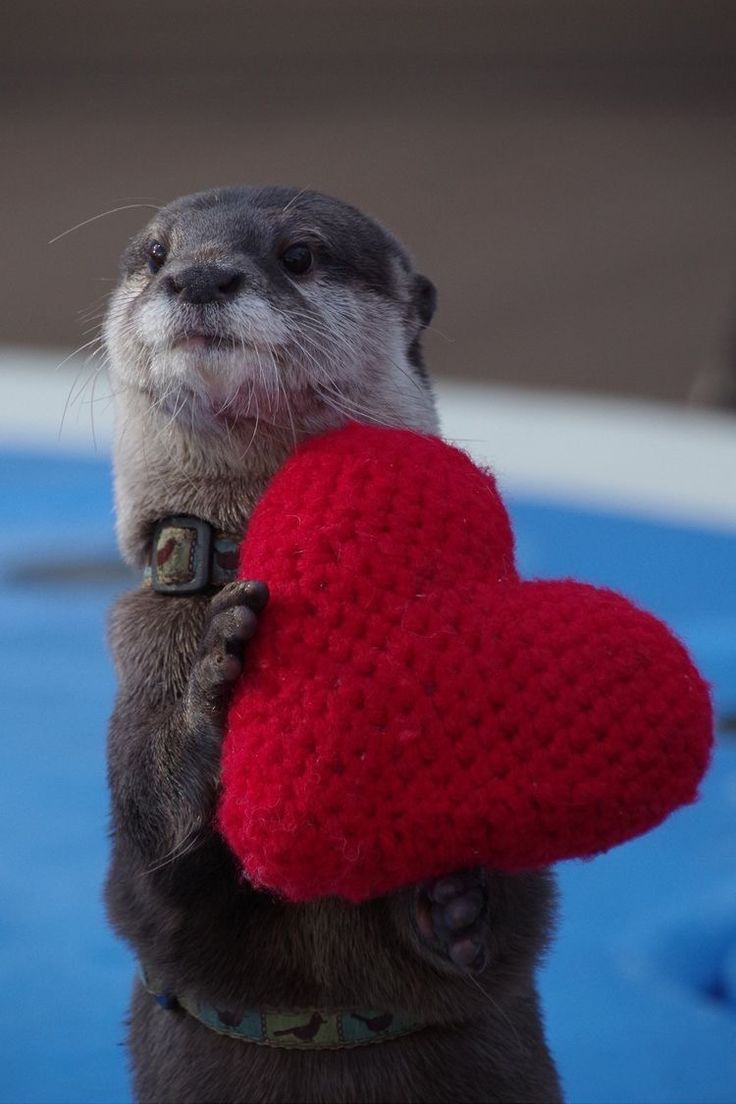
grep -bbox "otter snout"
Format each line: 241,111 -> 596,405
163,263 -> 245,305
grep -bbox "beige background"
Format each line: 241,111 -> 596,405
3,1 -> 736,401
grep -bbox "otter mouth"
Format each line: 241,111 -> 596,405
172,332 -> 240,353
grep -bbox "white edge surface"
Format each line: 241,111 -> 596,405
0,348 -> 734,533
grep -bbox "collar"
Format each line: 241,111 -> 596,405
142,515 -> 241,595
140,966 -> 426,1050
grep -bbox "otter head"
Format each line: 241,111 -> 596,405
104,186 -> 439,440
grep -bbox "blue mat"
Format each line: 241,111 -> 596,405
1,451 -> 734,1104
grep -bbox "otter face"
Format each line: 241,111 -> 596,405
104,186 -> 438,436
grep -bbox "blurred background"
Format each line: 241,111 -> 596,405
3,0 -> 736,402
1,3 -> 735,1103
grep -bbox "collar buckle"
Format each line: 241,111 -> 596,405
150,515 -> 214,595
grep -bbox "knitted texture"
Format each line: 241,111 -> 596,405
219,424 -> 713,903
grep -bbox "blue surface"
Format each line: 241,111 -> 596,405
0,450 -> 734,1104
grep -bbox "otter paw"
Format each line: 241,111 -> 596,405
414,868 -> 490,972
189,580 -> 269,710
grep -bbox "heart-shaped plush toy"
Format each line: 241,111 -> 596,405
219,425 -> 713,903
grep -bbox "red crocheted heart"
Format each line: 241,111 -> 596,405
219,425 -> 713,902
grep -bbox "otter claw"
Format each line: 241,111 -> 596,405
189,579 -> 269,709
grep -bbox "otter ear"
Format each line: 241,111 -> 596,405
413,274 -> 437,330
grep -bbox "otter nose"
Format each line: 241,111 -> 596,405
164,263 -> 244,304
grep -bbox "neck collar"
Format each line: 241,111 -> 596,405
141,966 -> 426,1050
142,515 -> 241,595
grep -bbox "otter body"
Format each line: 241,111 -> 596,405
103,186 -> 562,1104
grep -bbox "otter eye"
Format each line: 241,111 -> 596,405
280,243 -> 313,276
146,240 -> 167,273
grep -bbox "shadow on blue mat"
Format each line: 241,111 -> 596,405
0,451 -> 734,1104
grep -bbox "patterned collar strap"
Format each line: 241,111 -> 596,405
140,966 -> 426,1050
142,515 -> 241,595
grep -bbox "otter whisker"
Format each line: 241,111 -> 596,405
141,826 -> 204,877
48,202 -> 162,245
58,341 -> 109,441
460,971 -> 528,1057
280,187 -> 309,216
54,335 -> 105,374
236,373 -> 262,467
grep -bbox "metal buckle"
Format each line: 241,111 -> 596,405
150,515 -> 213,595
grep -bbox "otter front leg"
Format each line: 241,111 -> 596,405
169,579 -> 270,850
108,580 -> 268,865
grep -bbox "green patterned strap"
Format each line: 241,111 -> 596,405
142,515 -> 240,595
140,966 -> 426,1050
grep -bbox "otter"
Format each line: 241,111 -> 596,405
103,186 -> 562,1104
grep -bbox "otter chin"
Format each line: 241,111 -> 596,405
173,334 -> 237,352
